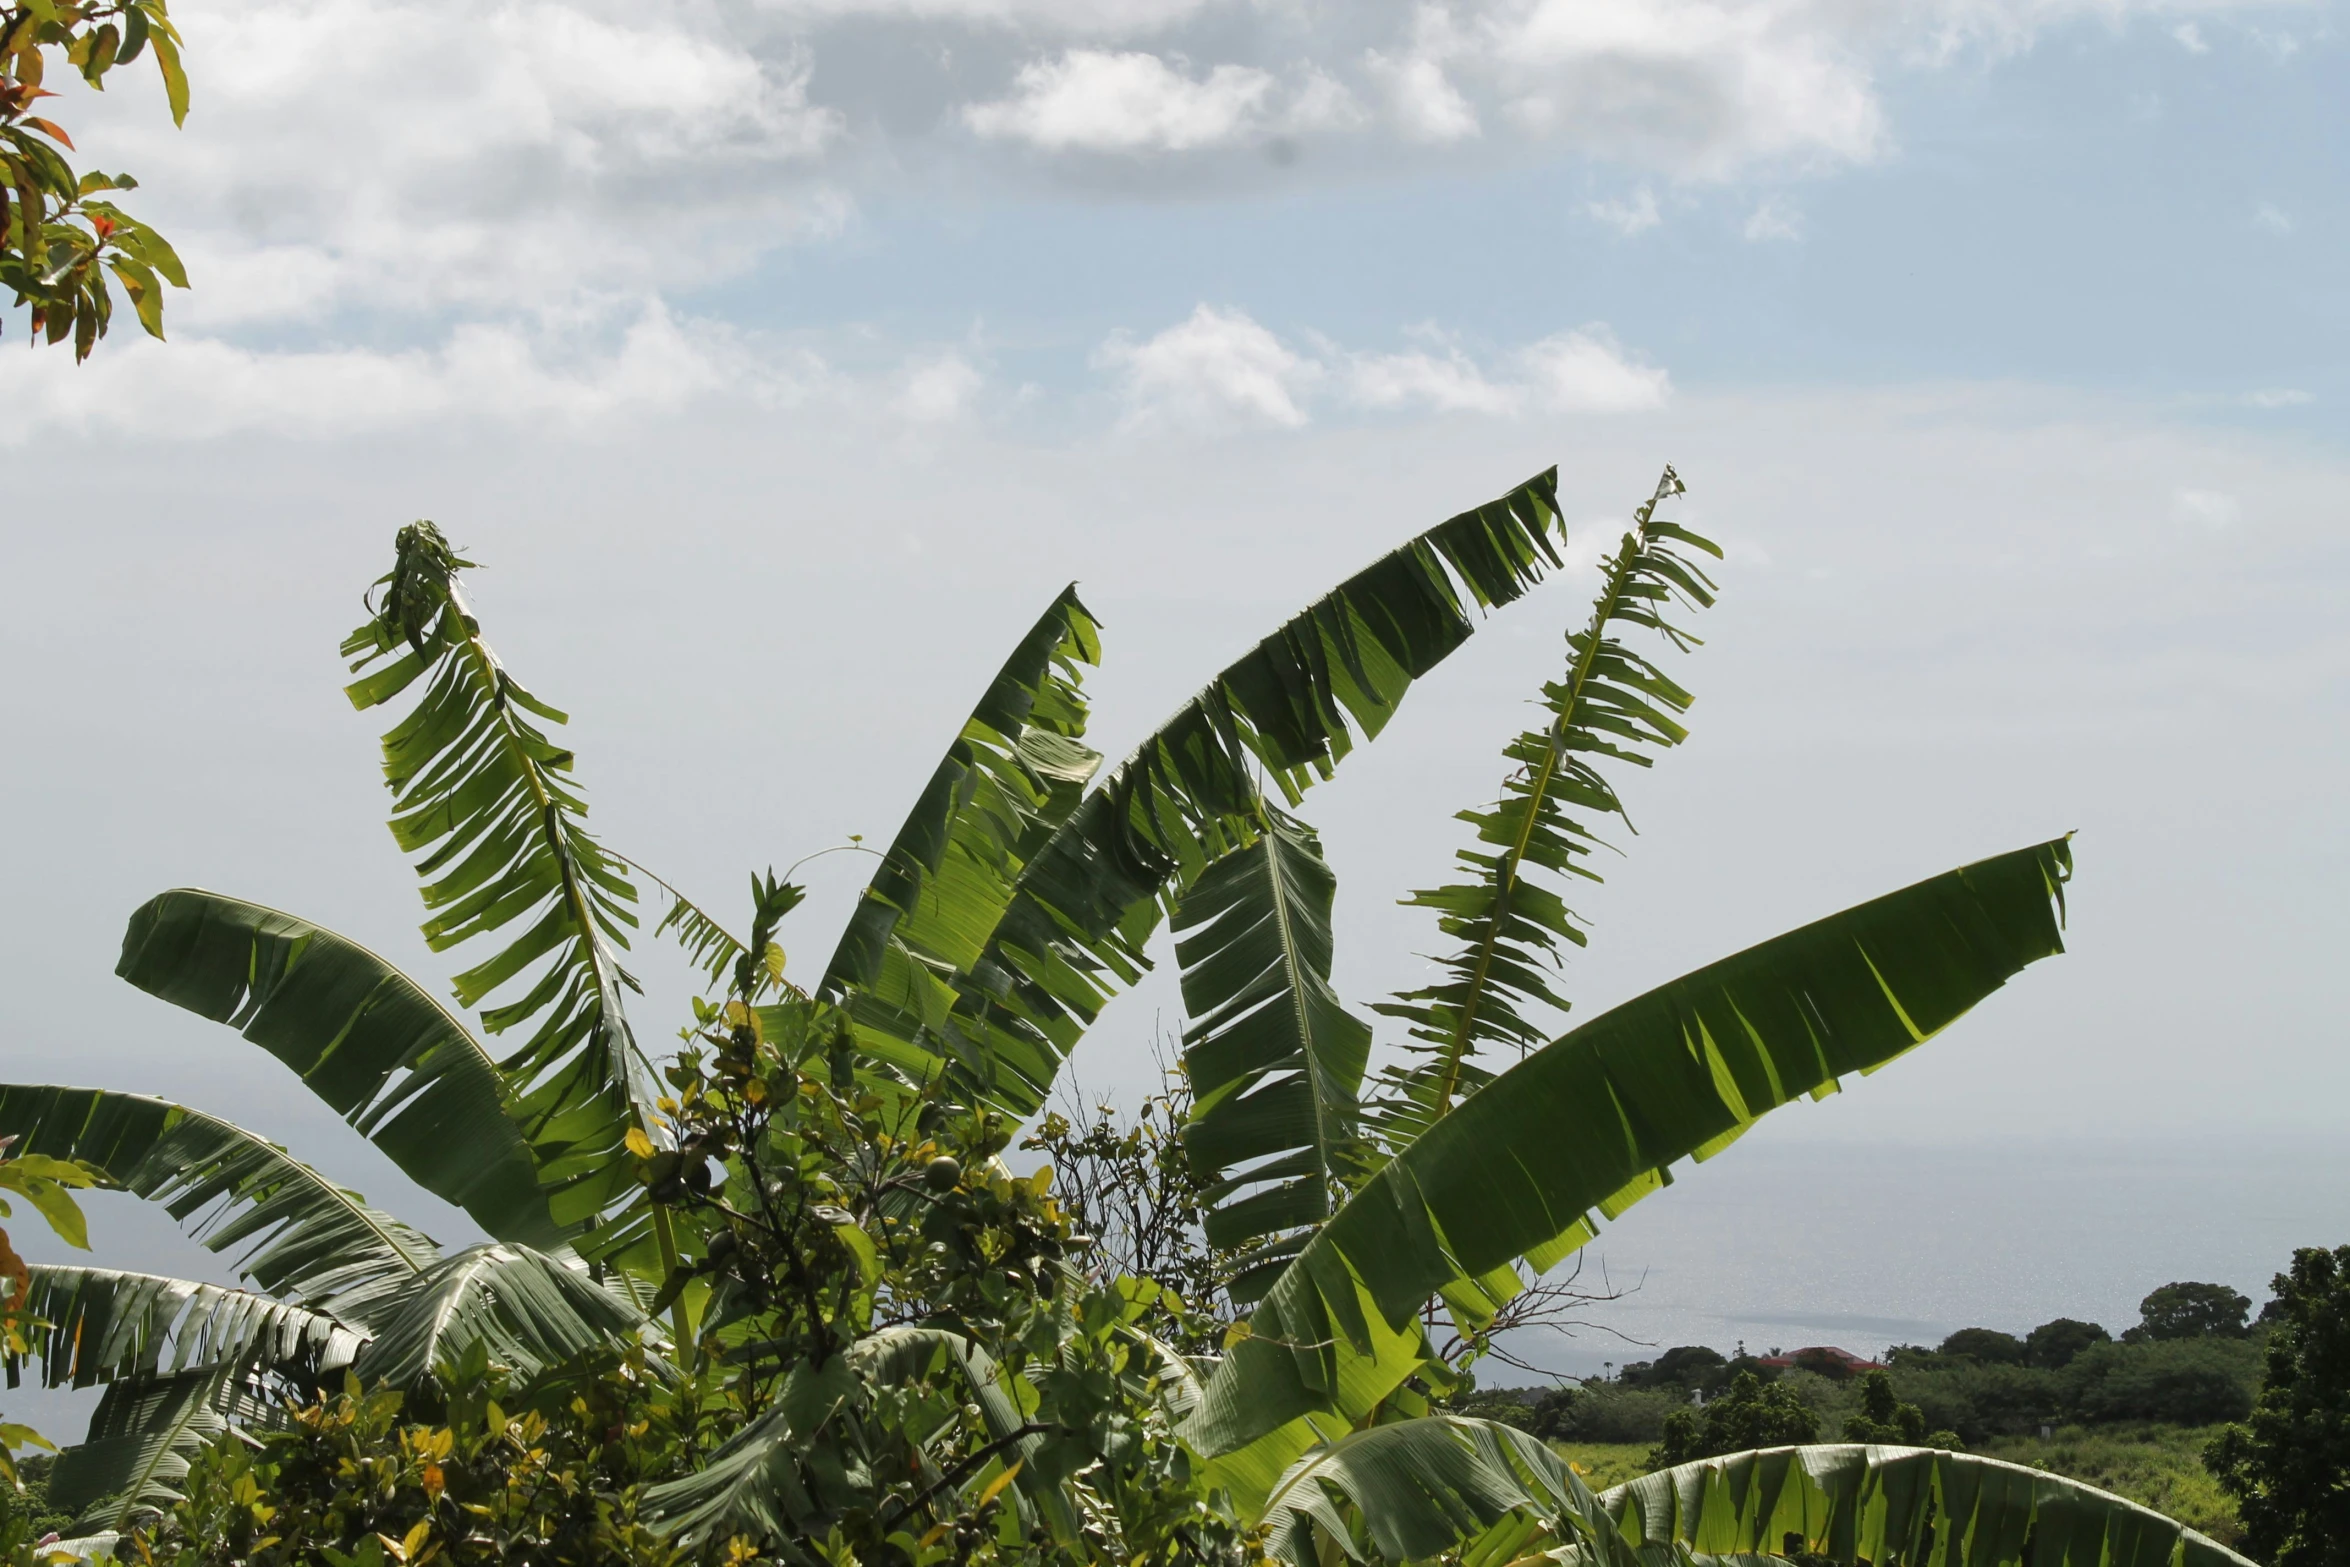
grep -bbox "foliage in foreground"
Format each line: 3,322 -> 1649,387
0,466 -> 2107,1567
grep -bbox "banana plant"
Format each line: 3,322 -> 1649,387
2,464 -> 2090,1561
0,472 -> 1576,1534
1253,1430 -> 2255,1567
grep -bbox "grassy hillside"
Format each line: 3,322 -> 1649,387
1978,1424 -> 2240,1546
1549,1425 -> 2241,1546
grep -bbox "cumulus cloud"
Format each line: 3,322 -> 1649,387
1588,187 -> 1662,235
2255,203 -> 2296,235
894,353 -> 987,421
0,303 -> 817,442
963,50 -> 1279,151
1096,305 -> 1321,427
1101,309 -> 1668,427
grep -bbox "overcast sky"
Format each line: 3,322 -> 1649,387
3,0 -> 2347,1416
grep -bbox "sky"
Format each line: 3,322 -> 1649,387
3,0 -> 2348,1424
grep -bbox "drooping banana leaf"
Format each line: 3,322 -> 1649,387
341,523 -> 647,1232
48,1364 -> 238,1533
116,888 -> 565,1249
0,1086 -> 438,1326
942,469 -> 1573,1114
1593,1444 -> 2253,1567
1186,838 -> 2073,1491
11,1263 -> 359,1390
1258,1414 -> 1609,1567
349,1242 -> 645,1387
1172,810 -> 1371,1301
1370,468 -> 1718,1150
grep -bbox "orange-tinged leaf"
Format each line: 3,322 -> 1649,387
22,118 -> 73,150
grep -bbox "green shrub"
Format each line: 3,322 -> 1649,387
2128,1282 -> 2252,1343
2024,1318 -> 2112,1370
1891,1362 -> 2062,1443
1647,1372 -> 1818,1469
1530,1385 -> 1689,1445
2067,1339 -> 2258,1427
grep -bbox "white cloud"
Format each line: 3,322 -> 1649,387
1100,309 -> 1669,425
963,50 -> 1278,151
1096,305 -> 1320,428
1588,187 -> 1662,235
1516,328 -> 1672,412
895,353 -> 987,422
1365,50 -> 1481,142
0,303 -> 816,441
1345,346 -> 1519,415
78,0 -> 843,332
2172,22 -> 2210,52
1743,196 -> 1803,241
2243,388 -> 2313,409
2172,488 -> 2241,528
2255,203 -> 2296,235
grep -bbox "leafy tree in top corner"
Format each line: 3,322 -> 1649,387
2129,1281 -> 2252,1343
1,0 -> 189,356
2207,1245 -> 2350,1567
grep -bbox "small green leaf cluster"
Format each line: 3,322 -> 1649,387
1,0 -> 189,357
149,1344 -> 689,1567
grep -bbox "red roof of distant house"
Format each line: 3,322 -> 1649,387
1757,1346 -> 1885,1373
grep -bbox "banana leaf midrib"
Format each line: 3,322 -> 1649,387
438,579 -> 636,1081
88,1371 -> 224,1533
1432,536 -> 1639,1108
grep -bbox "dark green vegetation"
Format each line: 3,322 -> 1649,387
0,467 -> 2179,1567
2208,1245 -> 2350,1567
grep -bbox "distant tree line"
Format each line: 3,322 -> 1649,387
1451,1278 -> 2265,1449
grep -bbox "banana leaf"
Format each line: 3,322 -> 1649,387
1186,838 -> 2073,1493
0,1085 -> 438,1326
350,1242 -> 644,1387
117,888 -> 564,1248
11,1263 -> 358,1390
48,1365 -> 238,1533
1595,1444 -> 2254,1567
1258,1414 -> 1604,1567
823,585 -> 1103,1084
342,523 -> 648,1232
1371,468 -> 1717,1148
1173,810 -> 1370,1289
943,469 -> 1572,1114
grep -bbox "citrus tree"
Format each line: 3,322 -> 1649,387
1,466 -> 2120,1565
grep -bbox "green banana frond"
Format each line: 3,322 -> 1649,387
821,586 -> 1102,1082
1184,839 -> 2073,1491
647,1325 -> 1073,1548
116,889 -> 565,1249
1595,1444 -> 2253,1567
349,1243 -> 646,1388
341,522 -> 647,1231
48,1364 -> 240,1534
944,469 -> 1572,1115
1369,467 -> 1718,1152
1172,810 -> 1372,1303
1257,1414 -> 1610,1567
627,859 -> 806,1000
11,1264 -> 359,1390
0,1086 -> 439,1326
